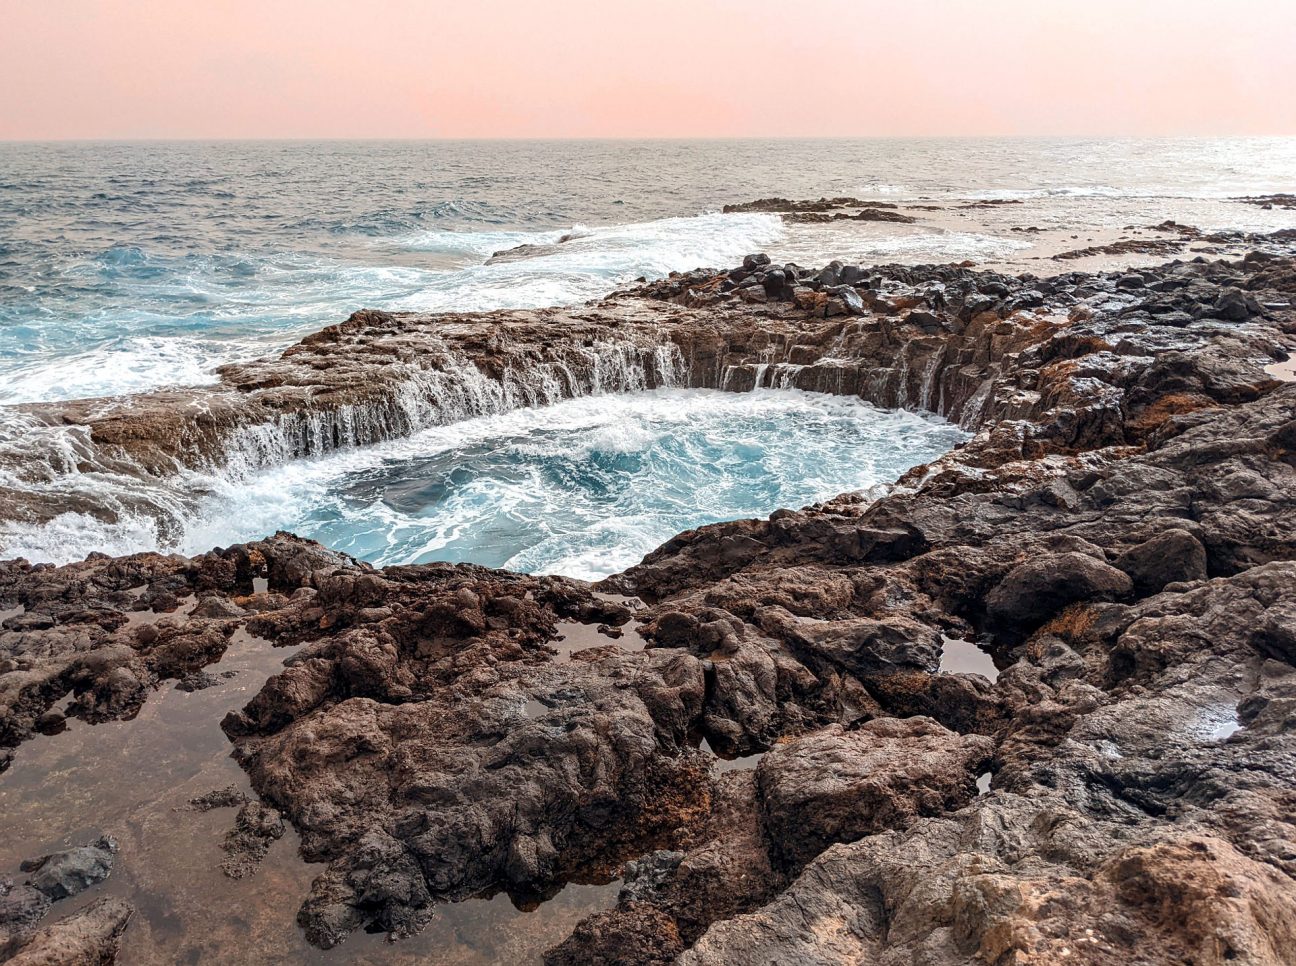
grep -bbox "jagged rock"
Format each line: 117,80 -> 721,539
986,552 -> 1133,638
543,902 -> 683,965
1114,527 -> 1209,594
756,719 -> 993,871
0,881 -> 51,957
190,596 -> 246,619
219,801 -> 285,880
1,248 -> 1295,963
3,897 -> 132,966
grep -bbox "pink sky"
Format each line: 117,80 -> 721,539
3,0 -> 1294,139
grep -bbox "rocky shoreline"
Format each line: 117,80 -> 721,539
2,243 -> 1296,963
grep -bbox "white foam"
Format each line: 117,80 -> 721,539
0,336 -> 277,405
393,212 -> 785,314
0,389 -> 967,578
0,212 -> 784,405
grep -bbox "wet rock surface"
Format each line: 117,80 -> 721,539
0,837 -> 123,963
3,897 -> 132,966
1,246 -> 1295,962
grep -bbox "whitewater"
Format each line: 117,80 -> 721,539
4,137 -> 1294,404
2,136 -> 1294,574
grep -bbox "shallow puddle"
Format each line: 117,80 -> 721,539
699,736 -> 765,773
1264,356 -> 1296,382
1192,703 -> 1244,743
121,594 -> 197,627
939,635 -> 1000,683
0,623 -> 617,964
551,618 -> 646,658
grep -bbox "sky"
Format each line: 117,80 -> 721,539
2,0 -> 1294,140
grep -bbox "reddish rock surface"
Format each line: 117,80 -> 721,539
2,247 -> 1296,962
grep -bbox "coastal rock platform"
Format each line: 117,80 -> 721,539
2,245 -> 1296,963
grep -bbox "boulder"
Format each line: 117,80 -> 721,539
756,719 -> 993,871
987,552 -> 1132,637
20,837 -> 116,901
1115,529 -> 1209,595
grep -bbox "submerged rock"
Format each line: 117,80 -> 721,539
3,896 -> 132,966
0,881 -> 51,957
20,837 -> 117,901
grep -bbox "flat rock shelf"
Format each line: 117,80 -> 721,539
2,241 -> 1296,965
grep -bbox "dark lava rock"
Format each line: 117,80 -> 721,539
741,253 -> 770,271
4,247 -> 1296,964
175,669 -> 237,692
543,902 -> 683,966
20,836 -> 117,901
0,880 -> 51,957
986,551 -> 1132,638
220,801 -> 286,880
1115,528 -> 1209,595
756,718 -> 993,872
816,260 -> 844,288
187,785 -> 250,811
190,596 -> 247,619
1213,286 -> 1262,321
759,269 -> 785,298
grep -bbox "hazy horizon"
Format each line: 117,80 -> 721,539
3,0 -> 1294,141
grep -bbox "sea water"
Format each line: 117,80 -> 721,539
2,137 -> 1293,572
3,137 -> 1294,404
1,389 -> 967,579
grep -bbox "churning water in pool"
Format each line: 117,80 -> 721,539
163,389 -> 966,581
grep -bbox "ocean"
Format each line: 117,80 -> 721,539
2,137 -> 1294,404
1,137 -> 1293,570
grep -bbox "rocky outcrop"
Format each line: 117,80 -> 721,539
756,718 -> 993,871
1,247 -> 1295,963
1,837 -> 126,964
722,196 -> 917,224
0,534 -> 350,753
3,897 -> 132,966
1235,194 -> 1296,211
6,236 -> 1294,544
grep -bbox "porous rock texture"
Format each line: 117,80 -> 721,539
1,246 -> 1295,963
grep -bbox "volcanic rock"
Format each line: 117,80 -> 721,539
1,245 -> 1295,963
2,897 -> 132,966
20,837 -> 117,901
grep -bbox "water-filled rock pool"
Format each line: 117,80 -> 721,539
180,388 -> 968,579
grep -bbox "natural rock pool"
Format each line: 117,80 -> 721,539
177,388 -> 968,580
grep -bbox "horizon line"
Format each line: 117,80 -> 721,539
4,132 -> 1296,146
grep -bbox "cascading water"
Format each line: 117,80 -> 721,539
0,385 -> 968,576
0,342 -> 688,563
222,341 -> 688,475
185,389 -> 966,580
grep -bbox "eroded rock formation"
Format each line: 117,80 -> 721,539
2,245 -> 1296,963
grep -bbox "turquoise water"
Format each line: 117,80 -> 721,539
0,389 -> 967,578
180,390 -> 966,580
2,137 -> 1291,571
